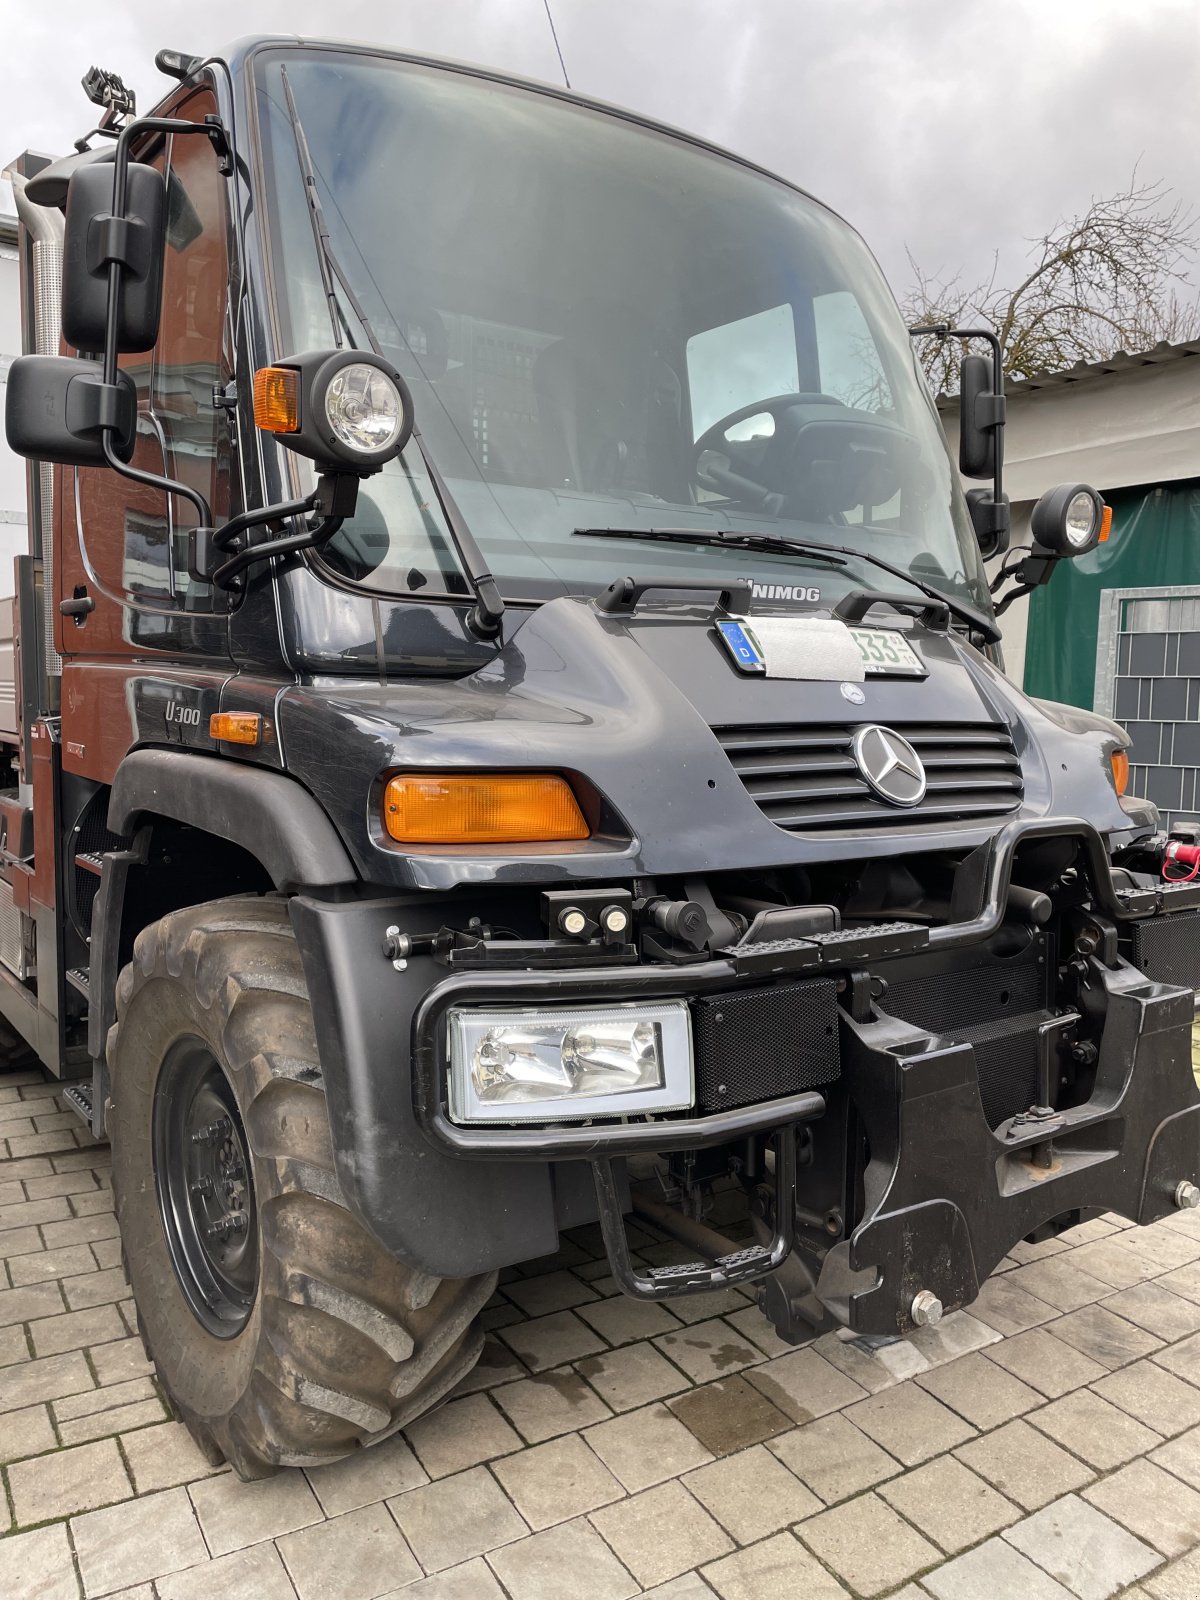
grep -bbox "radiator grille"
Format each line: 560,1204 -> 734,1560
691,976 -> 840,1114
716,721 -> 1023,831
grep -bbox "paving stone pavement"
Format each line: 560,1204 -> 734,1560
1,1062 -> 1199,1599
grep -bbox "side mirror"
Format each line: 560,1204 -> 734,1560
5,355 -> 136,466
62,160 -> 166,353
959,354 -> 1003,479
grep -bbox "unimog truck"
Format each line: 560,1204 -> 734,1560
2,37 -> 1198,1479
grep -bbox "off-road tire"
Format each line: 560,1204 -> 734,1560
108,894 -> 495,1479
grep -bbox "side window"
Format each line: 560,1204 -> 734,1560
812,290 -> 892,413
686,304 -> 799,440
74,89 -> 231,613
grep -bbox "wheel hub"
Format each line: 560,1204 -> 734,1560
153,1041 -> 258,1337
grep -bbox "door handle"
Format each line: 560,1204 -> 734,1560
60,590 -> 95,622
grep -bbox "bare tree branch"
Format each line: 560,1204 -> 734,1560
903,174 -> 1200,393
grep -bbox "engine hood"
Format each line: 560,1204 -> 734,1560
275,596 -> 1131,890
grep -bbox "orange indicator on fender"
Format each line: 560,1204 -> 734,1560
210,712 -> 262,746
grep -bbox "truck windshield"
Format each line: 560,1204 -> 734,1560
254,48 -> 989,614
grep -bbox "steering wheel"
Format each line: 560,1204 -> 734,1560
692,394 -> 843,514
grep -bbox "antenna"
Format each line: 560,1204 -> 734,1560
542,0 -> 571,88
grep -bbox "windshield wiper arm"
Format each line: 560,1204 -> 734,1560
573,525 -> 1000,644
280,66 -> 504,640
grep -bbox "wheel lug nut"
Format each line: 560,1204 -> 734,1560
189,1177 -> 214,1199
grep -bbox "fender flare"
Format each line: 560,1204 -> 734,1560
107,749 -> 356,891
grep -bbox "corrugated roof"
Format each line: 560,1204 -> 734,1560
937,338 -> 1200,406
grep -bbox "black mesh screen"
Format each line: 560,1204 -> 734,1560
1127,912 -> 1200,992
691,976 -> 840,1114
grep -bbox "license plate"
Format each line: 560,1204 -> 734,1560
849,627 -> 927,676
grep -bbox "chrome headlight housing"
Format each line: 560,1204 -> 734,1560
447,1001 -> 693,1124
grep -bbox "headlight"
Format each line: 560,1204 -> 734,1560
324,362 -> 404,455
447,1002 -> 693,1123
1064,491 -> 1099,550
1030,482 -> 1106,557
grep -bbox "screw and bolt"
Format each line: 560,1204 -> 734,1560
1176,1181 -> 1200,1210
910,1289 -> 943,1327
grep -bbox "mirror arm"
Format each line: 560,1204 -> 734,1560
101,430 -> 212,527
209,514 -> 344,592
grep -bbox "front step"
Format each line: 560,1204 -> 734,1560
62,1079 -> 93,1127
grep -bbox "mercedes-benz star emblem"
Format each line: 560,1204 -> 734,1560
851,724 -> 927,807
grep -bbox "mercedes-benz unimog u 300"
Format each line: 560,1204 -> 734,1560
3,37 -> 1199,1478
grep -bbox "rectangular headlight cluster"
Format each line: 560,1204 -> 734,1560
447,1001 -> 694,1124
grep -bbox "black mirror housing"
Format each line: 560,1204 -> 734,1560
966,487 -> 1011,560
62,160 -> 166,353
959,353 -> 1005,479
5,355 -> 136,466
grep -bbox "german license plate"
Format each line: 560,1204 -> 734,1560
849,627 -> 927,676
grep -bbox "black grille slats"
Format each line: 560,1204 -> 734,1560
718,721 -> 1023,830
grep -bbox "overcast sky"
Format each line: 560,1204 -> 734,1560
3,0 -> 1198,302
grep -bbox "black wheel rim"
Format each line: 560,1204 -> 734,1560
152,1038 -> 258,1338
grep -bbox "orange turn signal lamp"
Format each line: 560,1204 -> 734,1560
383,774 -> 589,845
253,367 -> 300,434
1111,749 -> 1130,796
1099,504 -> 1113,543
210,712 -> 262,747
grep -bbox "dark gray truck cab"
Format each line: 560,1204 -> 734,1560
2,34 -> 1197,1473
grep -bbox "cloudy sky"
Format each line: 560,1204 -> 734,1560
3,0 -> 1198,303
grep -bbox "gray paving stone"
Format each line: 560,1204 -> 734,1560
879,1453 -> 1020,1554
62,1268 -> 130,1311
0,1196 -> 71,1233
844,1379 -> 976,1465
277,1503 -> 421,1600
575,1294 -> 683,1346
922,1536 -> 1076,1600
394,1558 -> 506,1599
743,1345 -> 868,1423
489,1517 -> 638,1600
157,1542 -> 299,1600
798,1491 -> 941,1596
1144,1548 -> 1200,1599
502,1270 -> 599,1318
1131,1226 -> 1200,1273
1104,1282 -> 1200,1342
969,1274 -> 1062,1335
956,1418 -> 1095,1510
41,1213 -> 119,1250
667,1374 -> 792,1457
1150,1422 -> 1200,1484
121,1420 -> 229,1494
590,1479 -> 733,1590
73,1485 -> 209,1596
403,1391 -> 523,1478
576,1339 -> 691,1412
985,1326 -> 1109,1397
491,1431 -> 625,1530
493,1370 -> 613,1443
0,1320 -> 27,1367
683,1442 -> 821,1543
1007,1257 -> 1117,1312
0,1279 -> 65,1328
1004,1493 -> 1163,1599
448,1334 -> 528,1395
584,1402 -> 713,1491
914,1349 -> 1043,1429
702,1531 -> 849,1599
1084,1459 -> 1200,1558
1046,1305 -> 1164,1370
29,1302 -> 125,1357
722,1305 -> 795,1359
1094,1358 -> 1200,1437
814,1328 -> 930,1393
88,1338 -> 153,1386
499,1310 -> 608,1373
8,1245 -> 97,1286
639,1576 -> 719,1600
0,1401 -> 56,1464
0,1523 -> 80,1600
189,1467 -> 323,1556
767,1412 -> 900,1504
304,1434 -> 427,1517
906,1310 -> 1003,1366
652,1318 -> 765,1384
0,1226 -> 47,1261
388,1464 -> 528,1572
1158,1261 -> 1200,1306
1029,1387 -> 1164,1470
60,1396 -> 165,1445
1150,1328 -> 1200,1383
0,1348 -> 93,1412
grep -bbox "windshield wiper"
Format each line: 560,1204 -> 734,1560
280,66 -> 504,640
573,525 -> 1000,644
